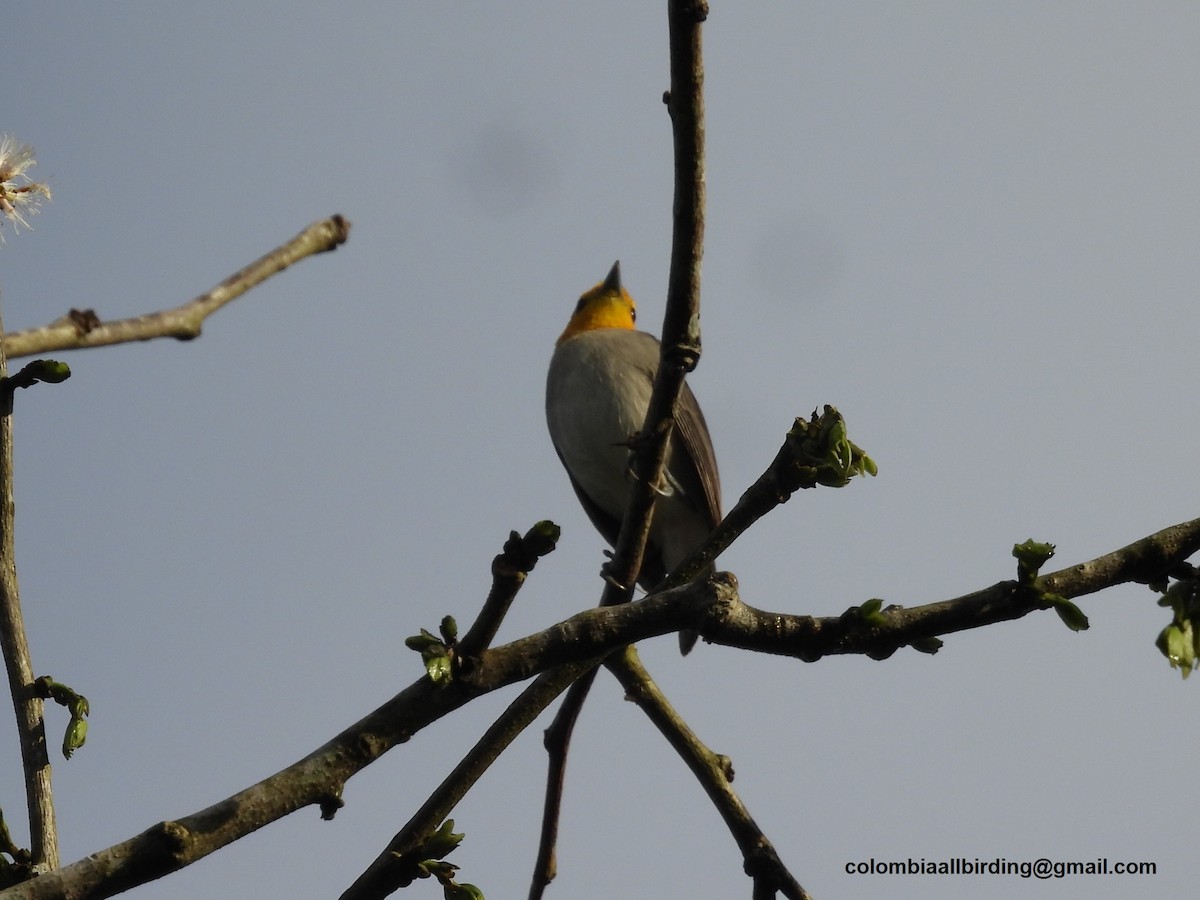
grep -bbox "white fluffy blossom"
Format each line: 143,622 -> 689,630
0,135 -> 51,242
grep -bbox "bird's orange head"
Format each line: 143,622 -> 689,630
556,261 -> 637,344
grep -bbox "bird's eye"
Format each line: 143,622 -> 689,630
631,307 -> 637,323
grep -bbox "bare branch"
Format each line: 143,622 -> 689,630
457,522 -> 560,659
340,662 -> 594,900
527,666 -> 598,899
607,647 -> 811,900
1,216 -> 350,359
662,0 -> 707,362
0,300 -> 58,874
694,518 -> 1200,659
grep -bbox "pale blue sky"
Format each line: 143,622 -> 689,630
4,4 -> 1199,898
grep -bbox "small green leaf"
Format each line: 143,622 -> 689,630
784,407 -> 877,489
910,636 -> 944,655
424,647 -> 453,685
524,520 -> 561,557
839,598 -> 890,630
405,629 -> 441,651
424,819 -> 465,858
440,616 -> 458,645
1157,621 -> 1198,679
1047,594 -> 1089,632
63,717 -> 88,759
858,598 -> 887,627
420,859 -> 457,881
1153,576 -> 1200,677
1161,579 -> 1198,610
4,359 -> 73,391
413,859 -> 436,879
446,884 -> 485,900
406,627 -> 458,684
28,360 -> 71,383
1013,539 -> 1056,584
31,677 -> 90,759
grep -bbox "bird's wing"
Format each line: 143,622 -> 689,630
671,381 -> 723,528
627,330 -> 722,529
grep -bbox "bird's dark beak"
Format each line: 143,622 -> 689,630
603,260 -> 621,293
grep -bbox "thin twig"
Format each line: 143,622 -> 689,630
0,216 -> 350,359
700,517 -> 1200,660
457,523 -> 559,660
344,524 -> 568,900
0,300 -> 57,872
528,412 -> 679,896
339,661 -> 595,900
527,667 -> 598,899
662,0 -> 707,357
653,406 -> 877,617
607,646 -> 811,900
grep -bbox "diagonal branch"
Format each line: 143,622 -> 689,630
0,593 -> 690,900
339,660 -> 595,900
0,216 -> 350,359
607,647 -> 811,900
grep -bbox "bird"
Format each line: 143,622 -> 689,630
545,261 -> 721,654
